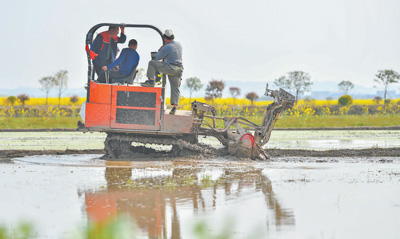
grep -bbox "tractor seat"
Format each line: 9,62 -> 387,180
113,66 -> 138,84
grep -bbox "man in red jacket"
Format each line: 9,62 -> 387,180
90,26 -> 126,76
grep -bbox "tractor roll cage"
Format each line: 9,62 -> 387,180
85,23 -> 167,116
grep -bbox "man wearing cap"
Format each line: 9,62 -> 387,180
141,29 -> 183,115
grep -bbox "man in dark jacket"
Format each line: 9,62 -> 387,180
97,39 -> 140,83
90,26 -> 126,75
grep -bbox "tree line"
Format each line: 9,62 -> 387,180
276,69 -> 400,104
186,68 -> 400,105
3,70 -> 72,107
185,77 -> 260,105
6,68 -> 399,107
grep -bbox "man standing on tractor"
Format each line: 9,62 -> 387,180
90,26 -> 126,76
141,29 -> 183,115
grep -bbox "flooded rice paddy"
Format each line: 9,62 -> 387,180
1,156 -> 399,238
0,130 -> 400,238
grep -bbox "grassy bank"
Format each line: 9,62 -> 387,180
1,115 -> 399,129
206,114 -> 400,129
0,117 -> 81,129
274,114 -> 400,128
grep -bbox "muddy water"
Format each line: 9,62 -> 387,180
0,155 -> 399,238
1,130 -> 400,151
267,130 -> 400,150
0,132 -> 105,150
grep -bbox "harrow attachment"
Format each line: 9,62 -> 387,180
190,84 -> 295,160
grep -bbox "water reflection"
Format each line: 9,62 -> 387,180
84,162 -> 295,238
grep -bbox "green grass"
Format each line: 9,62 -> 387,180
0,115 -> 399,129
274,115 -> 400,128
203,114 -> 400,129
0,222 -> 35,239
0,117 -> 81,129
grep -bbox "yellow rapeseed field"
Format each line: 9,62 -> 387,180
1,96 -> 399,119
168,97 -> 273,109
1,96 -> 399,107
0,96 -> 86,106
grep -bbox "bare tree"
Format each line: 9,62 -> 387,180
326,96 -> 333,104
374,69 -> 400,104
39,76 -> 56,105
70,95 -> 79,105
229,87 -> 241,106
17,94 -> 30,106
338,80 -> 354,95
205,79 -> 225,104
273,76 -> 288,90
54,70 -> 69,107
245,92 -> 259,105
373,96 -> 382,105
289,71 -> 312,102
185,77 -> 203,103
274,71 -> 312,102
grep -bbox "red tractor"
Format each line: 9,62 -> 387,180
78,23 -> 295,160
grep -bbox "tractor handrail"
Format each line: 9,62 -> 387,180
85,23 -> 164,45
85,23 -> 166,131
85,23 -> 165,102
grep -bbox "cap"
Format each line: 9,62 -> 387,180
163,29 -> 174,39
164,29 -> 174,37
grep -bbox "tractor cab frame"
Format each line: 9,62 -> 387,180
80,23 -> 193,135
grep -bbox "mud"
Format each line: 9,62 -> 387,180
1,129 -> 399,161
1,125 -> 399,132
2,147 -> 400,161
0,149 -> 105,160
104,133 -> 222,160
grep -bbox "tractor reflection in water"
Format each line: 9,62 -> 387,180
84,163 -> 295,238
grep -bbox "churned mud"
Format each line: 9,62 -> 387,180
2,147 -> 400,161
1,126 -> 399,132
0,149 -> 104,160
1,129 -> 399,161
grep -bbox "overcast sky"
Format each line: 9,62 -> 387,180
1,0 -> 399,92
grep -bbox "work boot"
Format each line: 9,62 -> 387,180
169,107 -> 177,115
141,80 -> 155,87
